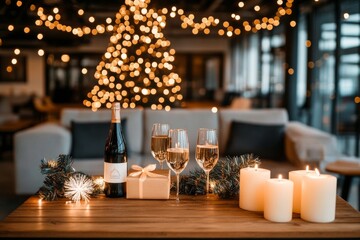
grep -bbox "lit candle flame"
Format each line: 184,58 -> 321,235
254,164 -> 258,171
278,174 -> 282,180
315,168 -> 320,176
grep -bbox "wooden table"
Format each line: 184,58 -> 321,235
0,195 -> 359,239
326,160 -> 360,209
0,120 -> 35,154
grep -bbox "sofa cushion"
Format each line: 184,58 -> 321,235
218,109 -> 289,155
224,120 -> 285,161
61,108 -> 143,154
71,119 -> 127,159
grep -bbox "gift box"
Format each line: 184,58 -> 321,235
126,164 -> 170,199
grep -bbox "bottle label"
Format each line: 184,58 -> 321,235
104,162 -> 127,183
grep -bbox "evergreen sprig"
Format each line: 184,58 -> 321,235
38,154 -> 94,201
178,154 -> 260,199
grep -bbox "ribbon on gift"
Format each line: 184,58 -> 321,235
128,164 -> 166,199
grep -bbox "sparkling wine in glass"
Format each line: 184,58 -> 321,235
195,128 -> 219,197
166,129 -> 189,203
151,123 -> 169,169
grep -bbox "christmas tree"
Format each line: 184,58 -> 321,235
83,0 -> 183,111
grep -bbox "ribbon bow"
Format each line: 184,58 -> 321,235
129,164 -> 166,182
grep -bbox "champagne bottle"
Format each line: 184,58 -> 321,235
104,102 -> 128,197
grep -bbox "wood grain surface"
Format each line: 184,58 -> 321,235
325,160 -> 360,176
0,194 -> 359,239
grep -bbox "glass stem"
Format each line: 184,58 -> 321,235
176,173 -> 180,203
160,161 -> 163,170
206,170 -> 210,197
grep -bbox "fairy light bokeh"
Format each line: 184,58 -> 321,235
0,0 -> 302,110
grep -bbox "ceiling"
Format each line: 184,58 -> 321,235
0,0 -> 314,49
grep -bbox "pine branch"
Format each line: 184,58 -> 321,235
178,154 -> 260,199
37,155 -> 88,201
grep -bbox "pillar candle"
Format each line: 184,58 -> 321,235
301,169 -> 337,223
264,175 -> 294,222
289,166 -> 315,213
239,164 -> 270,211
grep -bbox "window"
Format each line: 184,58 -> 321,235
46,53 -> 101,103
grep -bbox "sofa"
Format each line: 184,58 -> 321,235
14,107 -> 339,195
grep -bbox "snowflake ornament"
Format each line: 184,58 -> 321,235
64,173 -> 94,203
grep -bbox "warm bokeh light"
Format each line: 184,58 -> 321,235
288,68 -> 294,75
84,0 -> 182,111
355,96 -> 360,104
27,0 -> 295,41
38,49 -> 45,56
61,54 -> 70,62
2,0 -> 297,113
37,33 -> 43,40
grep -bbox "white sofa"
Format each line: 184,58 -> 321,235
14,108 -> 339,195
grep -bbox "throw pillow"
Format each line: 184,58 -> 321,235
71,119 -> 127,159
224,121 -> 285,161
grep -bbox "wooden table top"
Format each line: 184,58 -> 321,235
0,195 -> 359,239
325,160 -> 360,176
0,120 -> 35,133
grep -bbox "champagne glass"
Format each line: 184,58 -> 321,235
195,128 -> 219,197
151,123 -> 169,169
166,129 -> 189,203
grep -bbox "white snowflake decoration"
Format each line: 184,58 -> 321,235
64,173 -> 94,203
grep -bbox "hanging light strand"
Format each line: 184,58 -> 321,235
34,6 -> 114,37
170,0 -> 295,37
28,0 -> 294,38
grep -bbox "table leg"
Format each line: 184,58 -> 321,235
341,175 -> 352,201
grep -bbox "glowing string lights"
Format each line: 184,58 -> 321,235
35,6 -> 114,37
169,0 -> 294,37
83,0 -> 183,111
1,0 -> 295,110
